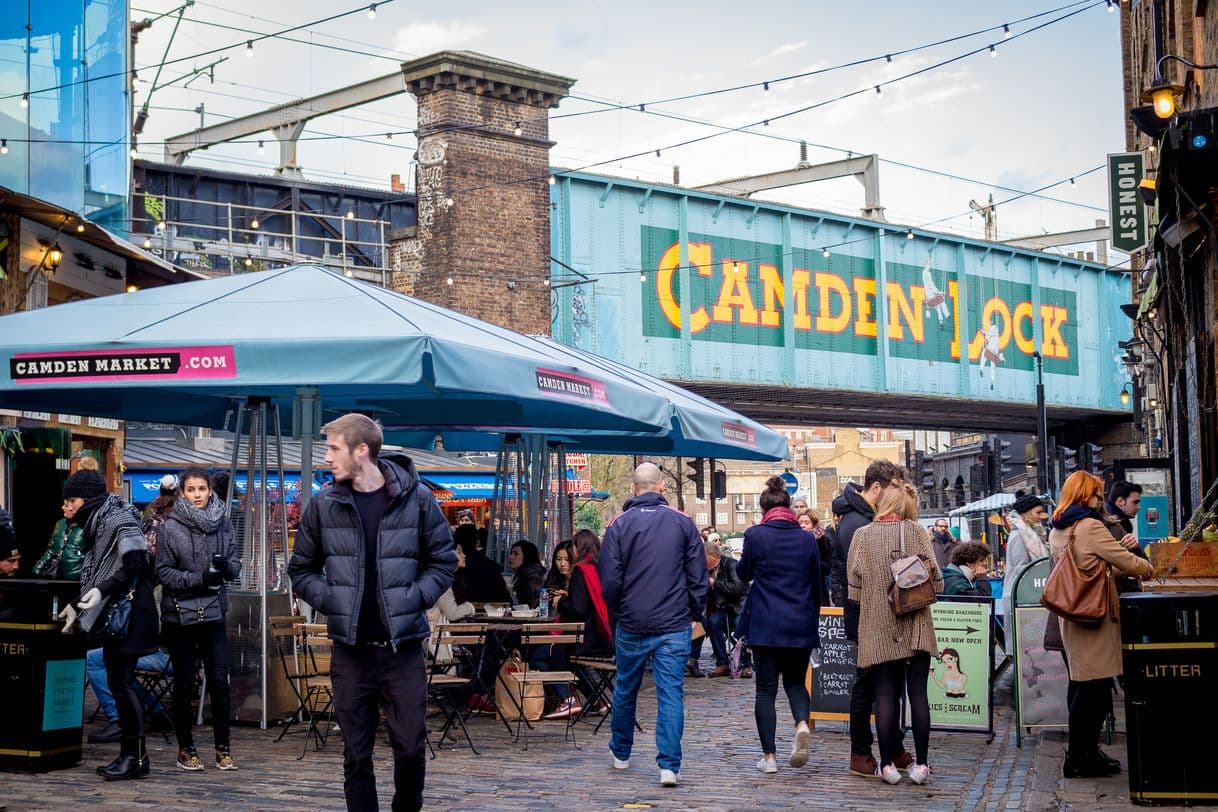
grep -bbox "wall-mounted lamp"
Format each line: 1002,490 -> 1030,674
1120,384 -> 1132,407
125,284 -> 139,294
40,242 -> 64,272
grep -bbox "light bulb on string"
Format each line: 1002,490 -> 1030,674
1106,0 -> 1114,11
906,229 -> 915,240
346,210 -> 355,219
367,3 -> 377,19
655,149 -> 661,158
0,139 -> 7,155
142,237 -> 152,249
245,40 -> 254,57
385,132 -> 392,141
548,175 -> 557,186
257,140 -> 264,155
874,86 -> 881,95
446,276 -> 453,286
762,81 -> 770,95
543,279 -> 550,287
344,269 -> 353,277
821,247 -> 830,258
250,218 -> 260,230
76,221 -> 85,233
638,104 -> 645,117
1069,177 -> 1075,186
445,197 -> 453,208
513,120 -> 522,136
639,272 -> 647,282
990,45 -> 998,58
1003,24 -> 1011,38
20,93 -> 28,109
885,54 -> 892,64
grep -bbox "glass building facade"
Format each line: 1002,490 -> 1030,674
0,1 -> 129,234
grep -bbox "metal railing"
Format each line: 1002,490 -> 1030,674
135,193 -> 392,285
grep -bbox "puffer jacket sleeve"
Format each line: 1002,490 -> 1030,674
412,491 -> 456,612
288,496 -> 329,613
155,519 -> 204,593
219,516 -> 241,581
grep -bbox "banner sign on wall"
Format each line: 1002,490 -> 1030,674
1108,152 -> 1147,253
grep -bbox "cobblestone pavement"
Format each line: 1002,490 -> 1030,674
0,656 -> 1174,811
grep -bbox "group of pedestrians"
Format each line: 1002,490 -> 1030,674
55,463 -> 240,780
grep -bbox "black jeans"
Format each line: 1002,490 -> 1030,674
849,664 -> 876,755
1067,678 -> 1113,759
874,653 -> 931,767
102,647 -> 142,739
752,646 -> 811,754
164,620 -> 232,750
331,640 -> 427,812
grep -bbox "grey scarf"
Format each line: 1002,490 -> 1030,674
170,493 -> 228,534
77,495 -> 147,632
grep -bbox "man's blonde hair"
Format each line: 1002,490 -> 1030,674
322,413 -> 383,459
873,481 -> 918,521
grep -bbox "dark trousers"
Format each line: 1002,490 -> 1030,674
874,653 -> 931,767
102,647 -> 143,739
849,665 -> 876,755
530,642 -> 596,700
751,646 -> 811,754
1067,678 -> 1113,759
164,620 -> 232,750
691,609 -> 751,668
331,640 -> 427,812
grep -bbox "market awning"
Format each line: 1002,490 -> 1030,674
949,492 -> 1016,516
125,470 -> 322,503
423,473 -> 496,500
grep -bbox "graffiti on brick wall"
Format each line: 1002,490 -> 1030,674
414,139 -> 448,228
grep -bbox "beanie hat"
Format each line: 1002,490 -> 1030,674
1012,490 -> 1046,516
63,470 -> 107,500
159,474 -> 179,493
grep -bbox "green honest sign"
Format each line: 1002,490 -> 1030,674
1108,152 -> 1146,253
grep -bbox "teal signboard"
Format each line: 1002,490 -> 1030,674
42,658 -> 85,731
550,172 -> 1132,413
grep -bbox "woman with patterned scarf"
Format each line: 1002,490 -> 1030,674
56,469 -> 158,781
737,476 -> 822,776
154,466 -> 240,773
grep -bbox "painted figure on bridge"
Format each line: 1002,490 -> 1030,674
921,259 -> 950,327
978,320 -> 1005,389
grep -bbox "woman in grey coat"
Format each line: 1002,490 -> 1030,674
155,467 -> 240,773
1001,492 -> 1049,656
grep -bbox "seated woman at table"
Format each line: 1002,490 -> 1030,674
537,529 -> 614,719
544,540 -> 575,612
428,542 -> 477,669
454,524 -> 512,605
509,540 -> 546,609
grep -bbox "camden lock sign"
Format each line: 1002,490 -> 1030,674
641,227 -> 1079,376
1108,152 -> 1146,253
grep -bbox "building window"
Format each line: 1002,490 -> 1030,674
735,512 -> 746,526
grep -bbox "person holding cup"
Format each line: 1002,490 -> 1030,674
155,467 -> 241,772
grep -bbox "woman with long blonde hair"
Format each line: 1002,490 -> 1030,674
1048,471 -> 1152,779
847,482 -> 942,785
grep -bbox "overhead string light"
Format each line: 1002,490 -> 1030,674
367,3 -> 377,19
1003,24 -> 1012,38
762,81 -> 770,95
513,120 -> 522,136
257,140 -> 264,155
821,247 -> 830,258
0,139 -> 6,155
638,103 -> 646,117
246,40 -> 254,57
874,85 -> 881,95
1106,0 -> 1115,11
990,45 -> 998,58
885,54 -> 892,63
20,93 -> 29,108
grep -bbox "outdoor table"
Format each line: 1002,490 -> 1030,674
466,614 -> 569,733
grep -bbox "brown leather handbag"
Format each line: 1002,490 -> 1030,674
1040,525 -> 1109,625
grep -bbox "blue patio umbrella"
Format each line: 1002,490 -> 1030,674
385,337 -> 790,462
0,264 -> 674,433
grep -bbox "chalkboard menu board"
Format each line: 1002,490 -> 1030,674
810,607 -> 857,720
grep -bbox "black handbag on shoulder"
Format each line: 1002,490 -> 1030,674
170,595 -> 223,625
104,585 -> 135,641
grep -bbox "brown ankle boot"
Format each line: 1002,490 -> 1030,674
849,752 -> 878,777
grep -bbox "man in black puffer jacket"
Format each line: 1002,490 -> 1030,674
289,414 -> 455,812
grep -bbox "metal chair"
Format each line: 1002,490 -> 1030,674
426,623 -> 485,756
511,623 -> 583,749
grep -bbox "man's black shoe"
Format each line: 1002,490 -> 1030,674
89,721 -> 121,744
685,661 -> 704,678
1096,747 -> 1122,772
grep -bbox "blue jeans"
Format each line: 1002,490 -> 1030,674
611,626 -> 690,773
86,647 -> 171,721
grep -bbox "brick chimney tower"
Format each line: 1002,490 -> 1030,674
397,51 -> 574,334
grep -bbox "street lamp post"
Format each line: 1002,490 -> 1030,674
1033,351 -> 1050,496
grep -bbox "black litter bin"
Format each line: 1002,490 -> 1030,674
0,578 -> 87,772
1121,591 -> 1218,806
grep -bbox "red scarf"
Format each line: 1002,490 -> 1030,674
763,506 -> 798,524
574,561 -> 614,645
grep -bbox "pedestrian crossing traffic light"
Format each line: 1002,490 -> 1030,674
1080,442 -> 1105,474
687,457 -> 705,499
711,469 -> 727,500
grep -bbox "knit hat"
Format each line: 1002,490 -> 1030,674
3,546 -> 17,561
63,470 -> 107,500
159,474 -> 179,493
1012,490 -> 1046,516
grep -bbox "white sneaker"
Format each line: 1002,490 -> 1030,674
907,763 -> 931,785
790,723 -> 810,768
612,754 -> 630,770
659,768 -> 680,787
880,764 -> 902,785
756,756 -> 778,774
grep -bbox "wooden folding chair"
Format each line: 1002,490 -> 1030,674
270,616 -> 312,743
570,655 -> 642,735
296,625 -> 336,760
426,623 -> 485,757
511,623 -> 584,750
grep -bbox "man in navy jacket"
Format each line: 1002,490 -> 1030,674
599,462 -> 707,788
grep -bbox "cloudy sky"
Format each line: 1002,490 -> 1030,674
131,0 -> 1126,259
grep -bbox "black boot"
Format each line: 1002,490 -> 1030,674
88,720 -> 122,744
100,736 -> 148,781
1063,750 -> 1113,779
1096,747 -> 1122,773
